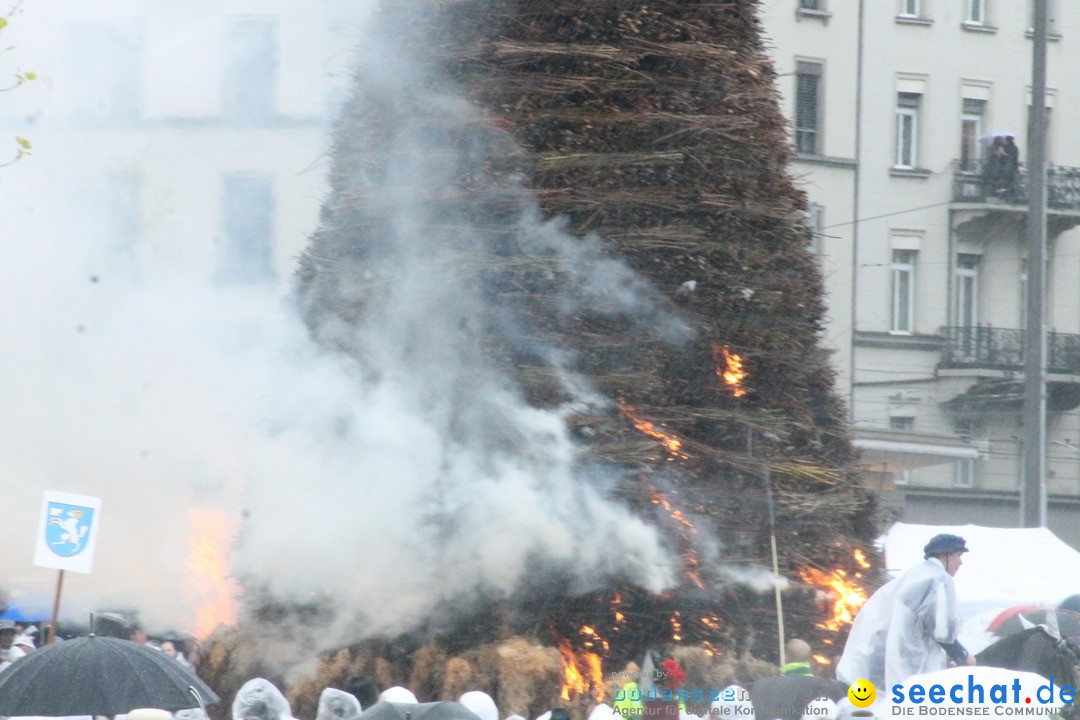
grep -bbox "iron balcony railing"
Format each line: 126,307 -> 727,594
952,159 -> 1080,210
940,326 -> 1080,374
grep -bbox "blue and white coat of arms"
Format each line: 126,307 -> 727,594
34,491 -> 102,574
46,502 -> 95,557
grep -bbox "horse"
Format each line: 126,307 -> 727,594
976,626 -> 1080,694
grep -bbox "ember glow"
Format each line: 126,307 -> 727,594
713,345 -> 747,398
184,507 -> 239,638
617,399 -> 688,460
797,565 -> 868,632
670,610 -> 683,642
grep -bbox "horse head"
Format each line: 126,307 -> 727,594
976,627 -> 1080,716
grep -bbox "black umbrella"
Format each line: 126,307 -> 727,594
0,635 -> 219,716
361,702 -> 481,720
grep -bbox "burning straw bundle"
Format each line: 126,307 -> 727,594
202,0 -> 882,716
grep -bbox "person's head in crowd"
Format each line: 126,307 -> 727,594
459,691 -> 499,720
128,709 -> 173,720
344,676 -> 379,710
378,686 -> 418,704
13,634 -> 35,653
128,626 -> 149,644
316,688 -> 362,720
160,640 -> 178,658
787,638 -> 812,664
0,620 -> 16,649
586,705 -> 616,720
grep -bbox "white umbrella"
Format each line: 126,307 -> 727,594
979,131 -> 1017,144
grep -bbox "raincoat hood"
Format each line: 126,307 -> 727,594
317,689 -> 362,720
458,692 -> 498,720
233,678 -> 293,720
379,687 -> 419,704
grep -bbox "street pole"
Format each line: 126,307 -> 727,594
1022,0 -> 1049,528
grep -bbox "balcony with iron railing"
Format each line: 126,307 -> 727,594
940,326 -> 1080,373
939,326 -> 1080,411
952,159 -> 1080,211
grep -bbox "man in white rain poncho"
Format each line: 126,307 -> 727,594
837,534 -> 976,691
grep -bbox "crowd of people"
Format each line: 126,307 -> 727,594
0,532 -> 984,720
0,619 -> 39,672
0,616 -> 198,673
222,675 -> 818,720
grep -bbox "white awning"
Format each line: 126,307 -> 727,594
853,437 -> 979,472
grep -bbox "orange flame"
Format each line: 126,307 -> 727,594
797,566 -> 868,632
617,399 -> 688,460
558,634 -> 605,702
650,489 -> 705,589
853,548 -> 871,569
713,345 -> 747,398
184,507 -> 239,639
813,654 -> 832,665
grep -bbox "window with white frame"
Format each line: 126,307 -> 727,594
956,254 -> 979,360
965,0 -> 985,25
890,416 -> 915,431
956,255 -> 979,328
894,470 -> 911,485
103,173 -> 141,255
65,22 -> 142,122
892,249 -> 917,333
895,92 -> 921,169
800,0 -> 823,9
804,202 -> 823,254
960,99 -> 985,172
216,173 -> 276,284
223,16 -> 279,121
795,61 -> 823,155
899,0 -> 920,18
954,458 -> 975,487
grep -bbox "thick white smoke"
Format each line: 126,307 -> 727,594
0,0 -> 693,645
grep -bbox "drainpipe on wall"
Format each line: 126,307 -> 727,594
850,0 -> 865,423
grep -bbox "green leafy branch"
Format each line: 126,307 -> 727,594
1,1 -> 34,166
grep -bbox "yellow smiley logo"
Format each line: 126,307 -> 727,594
847,678 -> 876,708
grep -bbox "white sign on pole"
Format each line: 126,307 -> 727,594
33,491 -> 102,574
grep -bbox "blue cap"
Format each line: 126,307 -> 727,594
923,533 -> 969,558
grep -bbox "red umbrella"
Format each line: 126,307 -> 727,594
987,605 -> 1053,635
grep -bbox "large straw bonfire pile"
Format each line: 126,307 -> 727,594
200,1 -> 880,717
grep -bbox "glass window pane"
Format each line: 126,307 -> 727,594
223,17 -> 279,121
795,66 -> 821,155
897,272 -> 910,330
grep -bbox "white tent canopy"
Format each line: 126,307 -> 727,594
881,522 -> 1080,653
